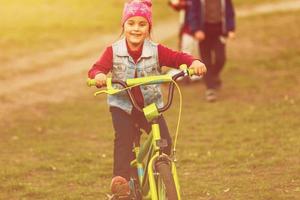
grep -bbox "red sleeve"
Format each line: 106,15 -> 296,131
88,46 -> 113,78
168,0 -> 187,11
158,44 -> 197,69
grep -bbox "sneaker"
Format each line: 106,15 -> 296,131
110,176 -> 130,197
205,89 -> 217,102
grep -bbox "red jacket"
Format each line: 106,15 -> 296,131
168,0 -> 187,11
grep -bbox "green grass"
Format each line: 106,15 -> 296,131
1,4 -> 300,200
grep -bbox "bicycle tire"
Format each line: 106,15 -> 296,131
155,160 -> 179,200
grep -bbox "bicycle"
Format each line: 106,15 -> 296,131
87,66 -> 196,200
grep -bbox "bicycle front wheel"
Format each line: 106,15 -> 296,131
155,160 -> 179,200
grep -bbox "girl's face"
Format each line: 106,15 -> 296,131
124,16 -> 150,47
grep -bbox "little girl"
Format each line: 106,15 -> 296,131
88,0 -> 206,196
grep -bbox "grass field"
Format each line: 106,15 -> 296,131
1,0 -> 300,200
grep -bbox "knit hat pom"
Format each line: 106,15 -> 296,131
142,0 -> 152,7
128,0 -> 152,7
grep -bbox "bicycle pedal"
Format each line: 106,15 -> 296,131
106,194 -> 116,200
106,193 -> 130,200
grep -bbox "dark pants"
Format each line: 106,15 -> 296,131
110,106 -> 172,180
199,23 -> 226,89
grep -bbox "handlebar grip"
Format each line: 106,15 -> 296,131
87,78 -> 97,87
187,68 -> 195,76
178,64 -> 195,76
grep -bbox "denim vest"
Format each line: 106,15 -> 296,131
108,38 -> 164,114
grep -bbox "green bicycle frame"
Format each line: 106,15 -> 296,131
130,103 -> 181,200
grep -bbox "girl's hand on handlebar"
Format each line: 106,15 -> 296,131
189,60 -> 207,76
94,73 -> 107,88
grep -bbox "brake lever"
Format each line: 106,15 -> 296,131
93,78 -> 121,96
94,89 -> 121,96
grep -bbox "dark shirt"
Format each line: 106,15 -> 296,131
205,0 -> 222,23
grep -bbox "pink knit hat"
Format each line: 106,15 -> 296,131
122,0 -> 152,27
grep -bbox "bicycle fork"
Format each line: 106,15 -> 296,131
148,155 -> 181,200
132,123 -> 181,200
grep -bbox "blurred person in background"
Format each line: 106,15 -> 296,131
189,0 -> 236,102
167,0 -> 201,82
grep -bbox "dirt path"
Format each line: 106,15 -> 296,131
0,0 -> 300,119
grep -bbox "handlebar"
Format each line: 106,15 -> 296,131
87,67 -> 195,113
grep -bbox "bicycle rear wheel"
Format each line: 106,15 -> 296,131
155,160 -> 179,200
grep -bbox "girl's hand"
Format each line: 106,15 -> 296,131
94,73 -> 107,88
189,60 -> 207,76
